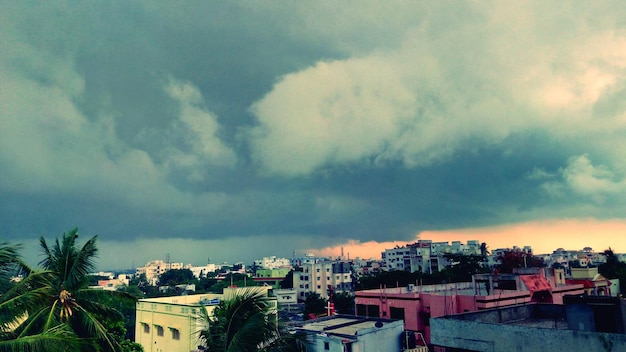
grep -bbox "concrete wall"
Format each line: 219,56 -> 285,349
431,306 -> 626,352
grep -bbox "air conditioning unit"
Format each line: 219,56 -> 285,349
407,284 -> 415,291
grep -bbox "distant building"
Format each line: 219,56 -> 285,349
95,274 -> 130,291
254,256 -> 291,270
430,296 -> 626,351
352,258 -> 383,277
381,239 -> 482,273
136,260 -> 184,285
275,288 -> 298,306
293,261 -> 353,300
254,268 -> 291,288
184,263 -> 220,278
354,267 -> 585,344
294,315 -> 405,352
291,254 -> 329,267
567,267 -> 614,296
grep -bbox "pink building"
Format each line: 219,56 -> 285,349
355,268 -> 585,344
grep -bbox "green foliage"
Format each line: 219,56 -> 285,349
497,251 -> 544,274
198,287 -> 278,352
279,270 -> 294,289
157,268 -> 195,287
208,273 -> 258,294
332,292 -> 354,315
0,228 -> 139,352
439,254 -> 489,282
303,292 -> 326,319
598,248 -> 626,294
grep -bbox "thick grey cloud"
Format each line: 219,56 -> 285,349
2,1 -> 626,269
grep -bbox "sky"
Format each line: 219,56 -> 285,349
2,1 -> 626,270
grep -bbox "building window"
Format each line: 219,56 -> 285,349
141,323 -> 150,334
390,307 -> 405,320
324,341 -> 330,350
170,328 -> 180,340
155,325 -> 164,336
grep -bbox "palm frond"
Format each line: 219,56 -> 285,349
0,286 -> 50,331
73,304 -> 120,352
0,243 -> 22,280
199,287 -> 279,352
66,235 -> 97,290
0,324 -> 86,352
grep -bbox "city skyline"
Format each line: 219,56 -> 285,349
3,2 -> 626,270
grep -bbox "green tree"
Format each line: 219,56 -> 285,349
303,292 -> 326,319
332,292 -> 354,315
599,248 -> 626,294
157,268 -> 195,287
0,242 -> 86,351
198,287 -> 279,352
3,228 -> 138,351
497,251 -> 544,274
440,254 -> 489,282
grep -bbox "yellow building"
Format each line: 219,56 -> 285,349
135,287 -> 276,352
135,294 -> 219,352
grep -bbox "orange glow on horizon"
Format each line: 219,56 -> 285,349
307,218 -> 626,259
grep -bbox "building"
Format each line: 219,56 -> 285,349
254,268 -> 291,288
135,287 -> 276,352
430,297 -> 626,351
294,315 -> 405,352
354,268 -> 585,344
136,260 -> 184,285
291,253 -> 329,267
185,263 -> 220,278
293,261 -> 353,300
135,293 -> 220,352
254,256 -> 292,270
94,274 -> 130,291
352,258 -> 383,277
381,240 -> 483,273
275,288 -> 298,306
567,267 -> 614,296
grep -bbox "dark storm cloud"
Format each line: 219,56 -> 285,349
2,1 -> 626,268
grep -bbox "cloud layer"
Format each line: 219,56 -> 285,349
2,1 -> 626,268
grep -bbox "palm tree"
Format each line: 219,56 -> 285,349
1,228 -> 134,352
0,242 -> 86,352
198,287 -> 280,352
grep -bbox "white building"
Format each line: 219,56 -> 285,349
184,263 -> 220,278
295,315 -> 405,352
275,288 -> 298,306
293,261 -> 352,301
254,256 -> 292,270
136,260 -> 184,285
291,254 -> 328,267
381,240 -> 483,273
